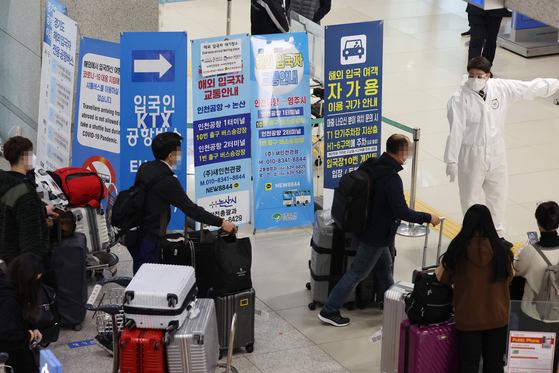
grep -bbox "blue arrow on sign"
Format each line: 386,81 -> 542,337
131,50 -> 175,82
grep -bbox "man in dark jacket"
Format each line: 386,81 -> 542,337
466,5 -> 510,66
127,132 -> 236,274
0,136 -> 54,264
318,134 -> 440,327
251,0 -> 289,35
285,0 -> 331,24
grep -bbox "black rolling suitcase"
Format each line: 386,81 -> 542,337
215,288 -> 256,354
159,227 -> 216,298
50,232 -> 88,330
356,241 -> 396,309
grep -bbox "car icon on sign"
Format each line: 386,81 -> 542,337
343,40 -> 364,60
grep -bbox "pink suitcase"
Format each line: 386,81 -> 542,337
398,319 -> 459,373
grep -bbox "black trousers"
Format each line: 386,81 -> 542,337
468,13 -> 503,65
457,324 -> 508,373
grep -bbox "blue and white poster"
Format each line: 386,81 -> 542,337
192,35 -> 252,227
72,37 -> 120,199
120,32 -> 188,229
323,21 -> 383,209
250,33 -> 314,230
44,0 -> 67,45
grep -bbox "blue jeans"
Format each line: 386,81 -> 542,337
127,238 -> 161,274
322,242 -> 394,314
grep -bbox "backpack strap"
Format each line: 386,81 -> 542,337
533,243 -> 553,267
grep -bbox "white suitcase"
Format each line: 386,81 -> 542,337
123,264 -> 197,330
380,281 -> 414,373
167,298 -> 219,373
70,205 -> 110,253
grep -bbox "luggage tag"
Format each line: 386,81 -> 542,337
370,327 -> 382,343
188,299 -> 200,319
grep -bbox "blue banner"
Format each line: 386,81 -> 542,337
192,35 -> 252,227
512,12 -> 548,30
323,21 -> 383,205
120,32 -> 188,230
250,33 -> 314,230
44,0 -> 67,45
72,37 -> 120,203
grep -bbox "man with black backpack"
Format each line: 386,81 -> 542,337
318,134 -> 440,327
123,132 -> 236,274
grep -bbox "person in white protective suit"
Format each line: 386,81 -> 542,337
444,56 -> 559,237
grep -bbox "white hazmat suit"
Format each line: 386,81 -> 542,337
444,76 -> 559,235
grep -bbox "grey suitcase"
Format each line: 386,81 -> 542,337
411,217 -> 445,282
307,209 -> 359,310
70,205 -> 110,253
215,288 -> 255,354
166,298 -> 219,373
380,281 -> 414,373
123,263 -> 197,330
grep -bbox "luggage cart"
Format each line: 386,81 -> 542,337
86,277 -> 132,373
0,352 -> 13,373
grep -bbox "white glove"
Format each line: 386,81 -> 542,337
446,163 -> 458,183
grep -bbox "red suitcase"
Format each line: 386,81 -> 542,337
398,319 -> 459,373
120,327 -> 166,373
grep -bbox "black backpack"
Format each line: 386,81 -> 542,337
405,272 -> 453,325
331,157 -> 395,232
111,170 -> 166,246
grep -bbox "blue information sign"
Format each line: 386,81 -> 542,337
39,350 -> 63,373
323,21 -> 383,205
44,0 -> 67,45
72,37 -> 120,205
512,12 -> 548,30
120,32 -> 188,230
250,33 -> 314,230
191,35 -> 252,227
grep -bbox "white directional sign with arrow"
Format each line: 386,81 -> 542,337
134,54 -> 172,78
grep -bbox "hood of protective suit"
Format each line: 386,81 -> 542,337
460,73 -> 489,95
467,236 -> 494,267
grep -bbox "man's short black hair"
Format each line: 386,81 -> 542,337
386,134 -> 409,155
152,132 -> 183,160
467,56 -> 491,74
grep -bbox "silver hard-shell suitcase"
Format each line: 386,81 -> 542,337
215,288 -> 255,354
166,298 -> 219,373
307,210 -> 359,310
123,263 -> 197,330
380,281 -> 414,373
70,205 -> 110,253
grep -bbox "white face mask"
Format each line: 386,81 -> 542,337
468,77 -> 487,92
402,158 -> 411,166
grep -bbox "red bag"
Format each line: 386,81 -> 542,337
49,167 -> 105,207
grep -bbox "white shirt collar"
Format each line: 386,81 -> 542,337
159,159 -> 173,171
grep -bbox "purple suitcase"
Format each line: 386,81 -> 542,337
398,319 -> 459,373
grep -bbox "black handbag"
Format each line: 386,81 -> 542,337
212,231 -> 252,296
404,273 -> 453,325
34,284 -> 61,345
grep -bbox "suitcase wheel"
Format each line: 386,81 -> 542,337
357,301 -> 366,310
308,302 -> 317,311
345,302 -> 355,311
245,343 -> 254,353
305,282 -> 311,291
73,323 -> 82,331
153,341 -> 161,351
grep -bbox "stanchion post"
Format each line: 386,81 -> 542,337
397,127 -> 427,237
226,0 -> 232,35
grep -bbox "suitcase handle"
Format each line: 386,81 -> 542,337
421,217 -> 445,269
85,276 -> 132,315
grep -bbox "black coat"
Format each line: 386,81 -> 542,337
251,0 -> 289,35
0,276 -> 38,373
135,160 -> 223,240
466,4 -> 510,18
354,153 -> 430,247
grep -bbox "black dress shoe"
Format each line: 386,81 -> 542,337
461,29 -> 471,36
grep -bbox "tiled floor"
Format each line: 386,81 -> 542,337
20,0 -> 559,371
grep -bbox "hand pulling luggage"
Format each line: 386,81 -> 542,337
307,209 -> 359,310
166,299 -> 220,373
70,205 -> 110,253
411,217 -> 445,283
50,232 -> 88,330
215,288 -> 255,354
120,327 -> 166,373
124,263 -> 197,330
398,319 -> 459,373
381,281 -> 414,373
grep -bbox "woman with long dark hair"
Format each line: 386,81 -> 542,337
436,204 -> 514,373
0,253 -> 44,372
